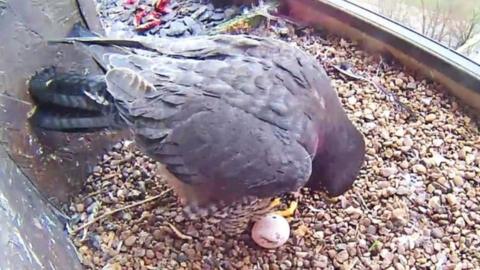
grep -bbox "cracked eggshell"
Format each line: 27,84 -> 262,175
251,213 -> 290,248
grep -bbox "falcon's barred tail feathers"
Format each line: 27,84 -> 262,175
28,67 -> 107,112
28,24 -> 127,132
27,67 -> 125,132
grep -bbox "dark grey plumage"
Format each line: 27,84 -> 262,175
29,32 -> 365,235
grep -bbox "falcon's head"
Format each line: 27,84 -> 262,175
306,119 -> 366,197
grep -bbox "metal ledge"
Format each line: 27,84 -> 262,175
281,0 -> 480,112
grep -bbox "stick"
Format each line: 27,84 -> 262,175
345,258 -> 359,270
355,191 -> 368,210
165,222 -> 193,240
71,188 -> 172,234
0,93 -> 32,105
307,205 -> 324,213
80,189 -> 106,200
328,63 -> 416,119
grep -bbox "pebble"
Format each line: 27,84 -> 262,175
134,248 -> 146,257
446,194 -> 459,207
413,164 -> 427,174
124,236 -> 137,247
335,250 -> 349,263
455,217 -> 466,228
146,249 -> 155,259
394,262 -> 406,270
431,228 -> 444,238
381,167 -> 397,177
406,82 -> 416,90
380,249 -> 394,267
75,203 -> 85,213
391,208 -> 408,225
425,114 -> 437,122
432,139 -> 444,147
453,175 -> 464,186
313,255 -> 329,268
400,160 -> 410,169
396,186 -> 410,196
428,196 -> 441,211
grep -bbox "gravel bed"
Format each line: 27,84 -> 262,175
66,2 -> 480,269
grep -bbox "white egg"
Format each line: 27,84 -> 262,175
251,213 -> 290,248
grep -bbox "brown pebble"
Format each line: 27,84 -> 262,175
428,196 -> 441,211
335,250 -> 349,263
153,229 -> 166,241
413,164 -> 427,174
124,236 -> 137,247
453,175 -> 464,186
380,167 -> 397,178
134,248 -> 146,257
270,263 -> 280,270
400,160 -> 409,169
146,249 -> 155,259
76,203 -> 85,213
446,194 -> 459,207
313,255 -> 329,268
391,208 -> 408,226
425,114 -> 436,122
431,228 -> 444,238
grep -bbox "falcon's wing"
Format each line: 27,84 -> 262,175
97,39 -> 323,204
60,34 -> 329,83
102,64 -> 315,203
100,39 -> 324,149
140,96 -> 313,204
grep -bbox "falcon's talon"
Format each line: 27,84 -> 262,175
274,201 -> 298,217
269,197 -> 282,209
27,106 -> 38,119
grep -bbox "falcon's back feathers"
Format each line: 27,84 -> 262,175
29,29 -> 365,222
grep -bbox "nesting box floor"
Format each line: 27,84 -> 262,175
64,1 -> 480,269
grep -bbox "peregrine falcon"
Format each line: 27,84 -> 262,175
28,28 -> 365,235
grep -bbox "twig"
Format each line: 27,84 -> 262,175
330,64 -> 365,81
0,93 -> 32,105
80,189 -> 107,200
165,222 -> 193,240
71,188 -> 172,234
345,258 -> 359,270
355,191 -> 368,210
307,205 -> 324,213
354,223 -> 360,239
101,173 -> 117,181
328,63 -> 416,119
